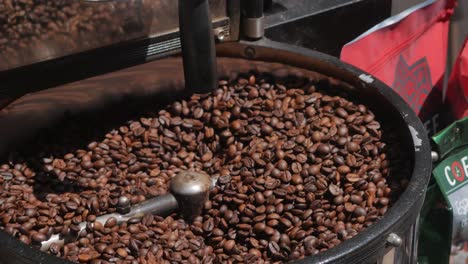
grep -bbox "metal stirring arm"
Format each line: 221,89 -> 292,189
41,172 -> 216,251
40,194 -> 178,251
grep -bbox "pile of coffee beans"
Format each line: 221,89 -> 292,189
0,0 -> 145,69
0,73 -> 410,263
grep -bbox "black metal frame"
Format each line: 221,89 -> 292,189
264,0 -> 391,56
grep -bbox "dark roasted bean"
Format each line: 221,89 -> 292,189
32,232 -> 47,243
317,144 -> 331,155
224,240 -> 236,252
268,241 -> 280,255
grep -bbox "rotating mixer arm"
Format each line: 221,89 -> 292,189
40,171 -> 217,251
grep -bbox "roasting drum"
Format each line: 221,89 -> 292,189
0,41 -> 431,264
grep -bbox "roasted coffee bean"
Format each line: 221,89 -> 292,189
268,241 -> 280,255
95,243 -> 107,253
254,192 -> 265,204
338,165 -> 351,174
87,214 -> 96,222
277,160 -> 288,170
346,142 -> 360,153
104,217 -> 117,228
25,208 -> 37,217
346,173 -> 360,182
317,144 -> 331,155
354,206 -> 367,217
279,217 -> 292,228
128,217 -> 141,224
379,197 -> 390,206
116,248 -> 128,258
350,195 -> 363,204
345,203 -> 356,213
224,240 -> 236,252
65,201 -> 78,211
264,226 -> 275,236
328,184 -> 341,196
333,195 -> 344,205
336,108 -> 348,118
249,87 -> 259,99
253,214 -> 266,222
203,218 -> 214,232
256,205 -> 266,214
32,232 -> 47,243
254,222 -> 266,232
249,248 -> 262,258
224,210 -> 234,220
261,124 -> 273,135
212,228 -> 224,237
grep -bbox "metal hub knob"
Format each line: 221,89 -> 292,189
170,171 -> 212,221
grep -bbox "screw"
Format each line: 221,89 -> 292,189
244,46 -> 256,59
386,233 -> 402,247
214,28 -> 225,42
117,196 -> 131,214
431,151 -> 439,162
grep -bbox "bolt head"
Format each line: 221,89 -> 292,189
387,233 -> 402,247
118,196 -> 130,207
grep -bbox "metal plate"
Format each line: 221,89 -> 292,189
0,0 -> 227,71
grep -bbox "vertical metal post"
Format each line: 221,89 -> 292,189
179,0 -> 218,93
242,0 -> 265,40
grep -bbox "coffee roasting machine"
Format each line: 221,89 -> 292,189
0,1 -> 430,264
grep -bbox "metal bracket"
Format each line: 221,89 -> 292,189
243,16 -> 265,39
